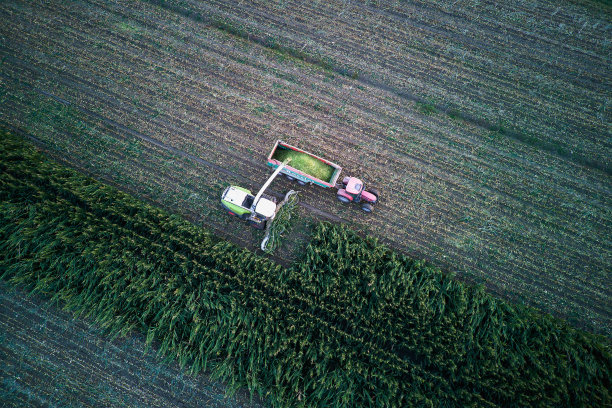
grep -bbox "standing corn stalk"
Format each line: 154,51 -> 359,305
261,190 -> 299,253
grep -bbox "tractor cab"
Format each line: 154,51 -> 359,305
345,177 -> 364,198
339,177 -> 367,202
337,176 -> 379,212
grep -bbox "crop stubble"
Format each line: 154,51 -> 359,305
198,0 -> 610,170
0,0 -> 610,336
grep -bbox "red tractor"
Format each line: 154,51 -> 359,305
337,176 -> 380,213
264,140 -> 381,214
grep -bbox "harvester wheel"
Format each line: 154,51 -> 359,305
297,180 -> 307,186
361,203 -> 373,213
285,175 -> 295,181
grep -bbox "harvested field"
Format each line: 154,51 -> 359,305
0,0 -> 610,346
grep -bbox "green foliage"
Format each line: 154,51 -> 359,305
272,148 -> 335,182
0,131 -> 610,407
262,191 -> 299,254
416,100 -> 439,115
446,108 -> 462,120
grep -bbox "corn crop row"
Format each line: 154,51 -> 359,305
262,190 -> 299,254
0,131 -> 609,407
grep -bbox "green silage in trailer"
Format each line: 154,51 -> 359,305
0,131 -> 610,407
271,147 -> 336,183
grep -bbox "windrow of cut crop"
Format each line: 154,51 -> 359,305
1,131 -> 610,406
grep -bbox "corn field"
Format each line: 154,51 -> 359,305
261,190 -> 299,254
0,131 -> 610,407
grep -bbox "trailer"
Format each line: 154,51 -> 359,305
222,141 -> 380,225
266,140 -> 342,188
267,140 -> 380,212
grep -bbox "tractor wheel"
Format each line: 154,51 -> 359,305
369,188 -> 380,199
285,175 -> 295,181
361,203 -> 373,213
337,194 -> 351,204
